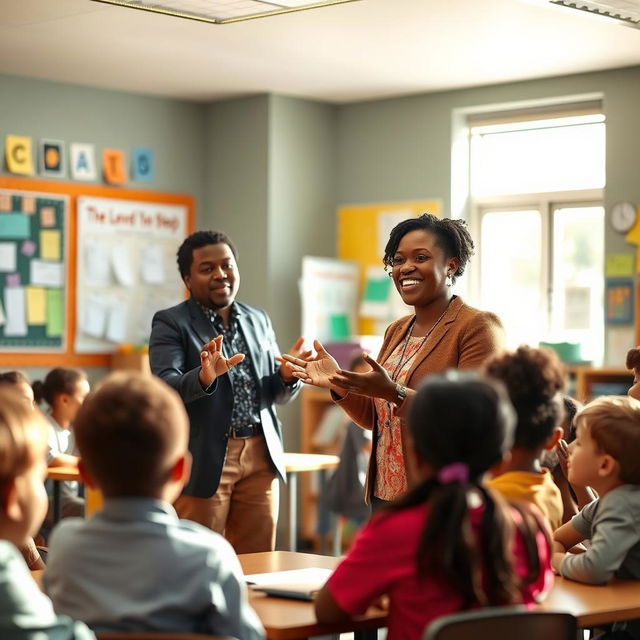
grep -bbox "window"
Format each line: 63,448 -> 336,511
468,106 -> 605,363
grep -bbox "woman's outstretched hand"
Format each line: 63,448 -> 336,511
280,340 -> 341,390
282,347 -> 396,402
329,353 -> 396,402
278,336 -> 312,383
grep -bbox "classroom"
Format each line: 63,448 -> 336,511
2,1 -> 640,639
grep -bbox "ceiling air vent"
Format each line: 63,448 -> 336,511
547,1 -> 640,28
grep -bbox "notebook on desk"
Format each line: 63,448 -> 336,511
245,567 -> 332,601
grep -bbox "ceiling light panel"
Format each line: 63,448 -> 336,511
91,0 -> 360,23
548,0 -> 640,27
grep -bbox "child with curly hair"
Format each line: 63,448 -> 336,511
626,346 -> 640,401
485,345 -> 565,530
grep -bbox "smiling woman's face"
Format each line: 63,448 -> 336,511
390,229 -> 458,309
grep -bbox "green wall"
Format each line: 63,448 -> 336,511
204,94 -> 337,448
337,65 -> 640,364
4,65 -> 640,418
336,65 -> 640,253
0,74 -> 207,203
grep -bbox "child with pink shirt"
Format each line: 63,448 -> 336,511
315,371 -> 553,640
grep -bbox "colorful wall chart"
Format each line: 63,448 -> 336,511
0,189 -> 67,349
0,176 -> 194,368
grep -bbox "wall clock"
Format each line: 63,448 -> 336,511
610,201 -> 637,233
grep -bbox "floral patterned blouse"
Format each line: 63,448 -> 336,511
372,335 -> 425,501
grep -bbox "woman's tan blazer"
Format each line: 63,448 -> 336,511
335,295 -> 505,500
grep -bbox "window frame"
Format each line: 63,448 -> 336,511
469,188 -> 604,348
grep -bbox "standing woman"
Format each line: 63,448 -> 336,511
284,214 -> 504,508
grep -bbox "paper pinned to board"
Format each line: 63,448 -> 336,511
111,244 -> 136,287
30,259 -> 64,287
3,287 -> 27,336
46,288 -> 64,338
85,240 -> 110,286
0,242 -> 17,272
360,265 -> 393,319
141,242 -> 165,284
26,286 -> 46,325
82,296 -> 109,338
40,229 -> 61,261
106,302 -> 129,343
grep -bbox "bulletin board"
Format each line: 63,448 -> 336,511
0,189 -> 68,350
0,176 -> 194,368
337,199 -> 441,334
75,196 -> 189,354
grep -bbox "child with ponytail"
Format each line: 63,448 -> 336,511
314,371 -> 552,640
32,368 -> 90,519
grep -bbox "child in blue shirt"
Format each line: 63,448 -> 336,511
44,371 -> 264,639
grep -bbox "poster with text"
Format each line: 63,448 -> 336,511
75,196 -> 187,353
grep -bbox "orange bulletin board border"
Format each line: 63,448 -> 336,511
337,199 -> 442,334
0,176 -> 194,368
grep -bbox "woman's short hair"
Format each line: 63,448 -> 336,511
383,213 -> 474,284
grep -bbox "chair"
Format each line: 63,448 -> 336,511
423,607 -> 578,640
96,634 -> 238,640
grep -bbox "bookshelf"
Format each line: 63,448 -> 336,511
569,366 -> 632,403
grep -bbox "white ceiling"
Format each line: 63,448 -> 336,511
1,0 -> 640,104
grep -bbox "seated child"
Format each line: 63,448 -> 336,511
0,390 -> 94,639
626,346 -> 640,401
33,368 -> 90,520
485,345 -> 565,530
549,396 -> 596,523
0,371 -> 45,569
552,395 -> 640,639
44,371 -> 264,639
314,371 -> 553,640
0,371 -> 35,409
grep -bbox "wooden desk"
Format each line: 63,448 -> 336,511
282,453 -> 339,552
47,466 -> 81,523
240,551 -> 640,638
240,551 -> 385,640
539,576 -> 640,627
48,455 -> 340,552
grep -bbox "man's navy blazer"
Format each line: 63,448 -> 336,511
149,297 -> 299,498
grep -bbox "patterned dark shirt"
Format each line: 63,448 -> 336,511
197,302 -> 261,430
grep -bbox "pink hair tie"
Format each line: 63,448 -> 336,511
437,462 -> 470,485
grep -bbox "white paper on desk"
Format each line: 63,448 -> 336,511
3,287 -> 27,336
141,243 -> 165,284
106,302 -> 128,343
245,568 -> 332,600
0,242 -> 17,272
111,244 -> 135,287
85,240 -> 110,286
82,296 -> 109,338
30,260 -> 64,287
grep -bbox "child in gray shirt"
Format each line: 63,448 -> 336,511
552,395 -> 640,638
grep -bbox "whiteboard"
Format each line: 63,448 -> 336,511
75,196 -> 187,354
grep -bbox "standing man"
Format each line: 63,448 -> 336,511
150,230 -> 306,553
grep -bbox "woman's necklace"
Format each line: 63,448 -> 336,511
384,303 -> 450,428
